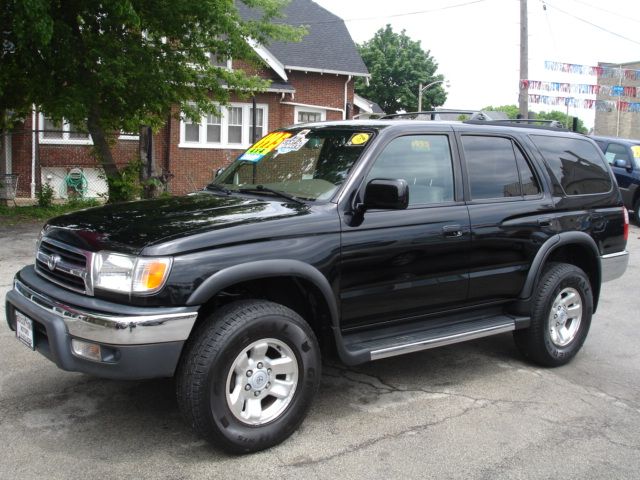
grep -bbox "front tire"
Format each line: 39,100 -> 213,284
176,300 -> 321,453
514,263 -> 593,367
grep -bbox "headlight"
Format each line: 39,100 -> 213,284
93,252 -> 172,294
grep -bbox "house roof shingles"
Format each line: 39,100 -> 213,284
237,0 -> 369,77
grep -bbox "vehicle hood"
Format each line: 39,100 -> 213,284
43,193 -> 312,255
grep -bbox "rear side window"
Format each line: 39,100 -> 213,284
530,135 -> 612,196
461,136 -> 540,200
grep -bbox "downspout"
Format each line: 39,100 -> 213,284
4,131 -> 11,174
344,75 -> 352,120
31,107 -> 37,198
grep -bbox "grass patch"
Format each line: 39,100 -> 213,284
0,199 -> 101,225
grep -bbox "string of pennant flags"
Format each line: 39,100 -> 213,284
521,80 -> 638,99
544,61 -> 640,81
528,95 -> 640,112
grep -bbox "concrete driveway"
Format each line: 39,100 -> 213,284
1,220 -> 639,479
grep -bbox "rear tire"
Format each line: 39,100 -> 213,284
176,300 -> 321,453
514,263 -> 592,367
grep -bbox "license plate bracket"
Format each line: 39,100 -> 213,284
15,310 -> 35,350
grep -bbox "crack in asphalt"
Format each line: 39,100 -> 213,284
287,400 -> 486,468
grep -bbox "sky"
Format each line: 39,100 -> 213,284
313,0 -> 640,128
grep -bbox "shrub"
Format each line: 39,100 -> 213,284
36,183 -> 55,208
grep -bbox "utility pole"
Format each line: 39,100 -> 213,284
519,0 -> 528,119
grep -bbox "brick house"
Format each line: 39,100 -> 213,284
0,0 -> 369,200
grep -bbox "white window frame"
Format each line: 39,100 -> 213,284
294,106 -> 326,124
39,114 -> 92,145
207,52 -> 233,70
38,114 -> 139,144
179,103 -> 269,149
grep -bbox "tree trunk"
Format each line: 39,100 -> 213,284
87,105 -> 118,178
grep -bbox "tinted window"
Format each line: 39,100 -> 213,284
462,136 -> 522,199
531,135 -> 612,195
514,145 -> 540,195
366,135 -> 454,205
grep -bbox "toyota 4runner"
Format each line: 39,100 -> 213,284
5,117 -> 630,452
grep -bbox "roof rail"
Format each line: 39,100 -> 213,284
463,119 -> 568,130
380,110 -> 489,120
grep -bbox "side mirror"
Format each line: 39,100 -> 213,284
215,167 -> 225,178
363,179 -> 409,210
614,158 -> 630,169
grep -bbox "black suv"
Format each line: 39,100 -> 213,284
591,135 -> 640,223
5,118 -> 629,453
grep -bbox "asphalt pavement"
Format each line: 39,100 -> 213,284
1,220 -> 638,479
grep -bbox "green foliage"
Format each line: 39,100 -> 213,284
36,183 -> 54,208
536,110 -> 588,133
482,105 -> 520,119
103,159 -> 143,203
0,198 -> 101,225
1,0 -> 305,174
355,25 -> 446,114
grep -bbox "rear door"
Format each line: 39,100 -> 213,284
458,132 -> 556,303
339,130 -> 470,330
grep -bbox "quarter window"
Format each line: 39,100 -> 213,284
366,135 -> 454,206
531,135 -> 612,195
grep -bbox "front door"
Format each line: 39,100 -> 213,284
339,133 -> 470,331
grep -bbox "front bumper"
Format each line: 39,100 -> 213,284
5,266 -> 199,379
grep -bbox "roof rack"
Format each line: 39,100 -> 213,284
379,110 -> 569,131
380,110 -> 489,120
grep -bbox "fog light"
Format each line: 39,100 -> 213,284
71,339 -> 102,362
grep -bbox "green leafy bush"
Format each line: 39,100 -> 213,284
104,159 -> 143,203
36,183 -> 55,208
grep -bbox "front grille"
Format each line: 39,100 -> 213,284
35,238 -> 93,295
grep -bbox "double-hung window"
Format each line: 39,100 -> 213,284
39,115 -> 92,144
180,103 -> 268,148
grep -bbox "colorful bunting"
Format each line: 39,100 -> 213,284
544,61 -> 640,81
521,80 -> 638,99
528,94 -> 640,112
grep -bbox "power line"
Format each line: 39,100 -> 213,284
543,1 -> 640,46
566,0 -> 640,24
282,0 -> 491,26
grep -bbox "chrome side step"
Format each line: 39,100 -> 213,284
370,319 -> 516,360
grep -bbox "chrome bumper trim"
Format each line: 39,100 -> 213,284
601,250 -> 629,283
13,279 -> 198,345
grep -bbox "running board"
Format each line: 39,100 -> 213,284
342,315 -> 520,362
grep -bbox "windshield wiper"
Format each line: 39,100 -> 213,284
238,185 -> 305,205
205,183 -> 232,195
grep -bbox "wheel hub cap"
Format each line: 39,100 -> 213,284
225,338 -> 299,426
549,287 -> 583,347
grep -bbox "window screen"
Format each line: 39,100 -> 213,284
531,135 -> 612,195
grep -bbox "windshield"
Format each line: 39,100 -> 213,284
211,128 -> 374,201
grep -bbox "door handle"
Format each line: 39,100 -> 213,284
442,225 -> 463,237
537,218 -> 552,227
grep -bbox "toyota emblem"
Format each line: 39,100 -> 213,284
47,254 -> 61,271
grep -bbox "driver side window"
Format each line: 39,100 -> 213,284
365,135 -> 454,206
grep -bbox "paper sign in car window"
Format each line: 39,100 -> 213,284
239,131 -> 292,162
411,139 -> 431,151
632,146 -> 640,159
276,129 -> 311,154
347,133 -> 370,146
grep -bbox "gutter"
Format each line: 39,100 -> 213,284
280,101 -> 344,116
344,75 -> 352,120
31,107 -> 36,198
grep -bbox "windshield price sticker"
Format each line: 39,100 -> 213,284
240,131 -> 292,162
277,129 -> 311,154
347,133 -> 371,146
632,146 -> 640,159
